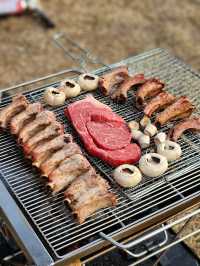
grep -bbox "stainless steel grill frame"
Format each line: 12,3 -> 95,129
0,48 -> 200,265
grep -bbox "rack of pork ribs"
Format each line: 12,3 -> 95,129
100,66 -> 195,128
0,94 -> 117,224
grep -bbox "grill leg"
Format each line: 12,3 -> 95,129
65,259 -> 81,266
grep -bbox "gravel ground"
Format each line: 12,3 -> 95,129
0,0 -> 199,257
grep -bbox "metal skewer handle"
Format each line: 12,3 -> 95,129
53,32 -> 111,72
100,208 -> 200,262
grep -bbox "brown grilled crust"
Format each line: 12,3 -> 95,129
99,66 -> 129,96
155,96 -> 195,127
144,92 -> 176,117
111,73 -> 145,103
136,78 -> 165,109
168,117 -> 200,141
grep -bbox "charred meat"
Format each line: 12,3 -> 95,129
136,78 -> 164,109
111,73 -> 145,103
99,66 -> 129,96
144,92 -> 176,117
155,96 -> 195,127
0,95 -> 28,129
168,117 -> 200,141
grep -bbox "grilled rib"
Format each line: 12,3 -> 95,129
23,121 -> 64,155
0,95 -> 28,129
144,92 -> 176,117
111,74 -> 145,103
32,134 -> 72,168
168,117 -> 200,141
48,154 -> 91,193
155,96 -> 195,127
65,170 -> 117,224
136,78 -> 164,109
18,110 -> 56,144
99,66 -> 129,96
40,142 -> 81,177
10,103 -> 43,135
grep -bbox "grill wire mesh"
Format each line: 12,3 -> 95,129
0,48 -> 200,259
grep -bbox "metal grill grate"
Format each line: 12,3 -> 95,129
0,48 -> 200,259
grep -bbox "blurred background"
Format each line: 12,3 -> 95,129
0,0 -> 199,260
0,0 -> 200,89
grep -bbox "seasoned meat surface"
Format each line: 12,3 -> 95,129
99,66 -> 129,96
111,73 -> 145,103
136,78 -> 164,109
32,134 -> 72,167
144,92 -> 176,117
23,121 -> 64,155
10,103 -> 43,135
168,117 -> 200,141
48,154 -> 91,193
155,96 -> 195,127
0,95 -> 28,129
65,170 -> 116,224
18,110 -> 56,144
40,142 -> 81,177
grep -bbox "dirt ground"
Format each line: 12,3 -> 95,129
0,0 -> 199,258
1,0 -> 200,88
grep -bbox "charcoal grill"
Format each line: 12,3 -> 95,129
0,44 -> 200,266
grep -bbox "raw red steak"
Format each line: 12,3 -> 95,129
65,95 -> 141,167
86,121 -> 131,150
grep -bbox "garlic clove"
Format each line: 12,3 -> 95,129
128,121 -> 139,131
138,134 -> 150,148
59,79 -> 81,98
144,123 -> 157,137
113,164 -> 142,188
140,116 -> 151,128
78,73 -> 99,91
131,129 -> 143,141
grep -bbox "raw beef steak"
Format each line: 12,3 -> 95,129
65,95 -> 141,166
86,121 -> 131,150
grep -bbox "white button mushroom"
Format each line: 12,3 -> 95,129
138,134 -> 150,149
144,123 -> 158,137
78,73 -> 99,91
131,129 -> 143,141
139,153 -> 168,177
43,87 -> 66,107
113,164 -> 142,188
140,116 -> 151,128
157,140 -> 182,161
154,132 -> 167,145
128,121 -> 139,131
59,79 -> 81,98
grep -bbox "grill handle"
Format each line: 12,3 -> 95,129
100,224 -> 168,258
99,208 -> 200,259
53,32 -> 110,72
0,68 -> 83,94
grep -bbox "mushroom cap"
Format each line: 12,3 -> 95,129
157,140 -> 182,161
139,153 -> 168,177
59,79 -> 81,98
78,73 -> 99,91
138,134 -> 150,148
113,164 -> 142,188
43,87 -> 65,106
